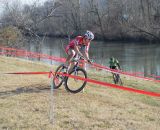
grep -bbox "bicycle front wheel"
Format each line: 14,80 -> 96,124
113,74 -> 123,86
65,67 -> 87,93
117,75 -> 123,86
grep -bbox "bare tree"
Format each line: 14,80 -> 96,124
1,0 -> 160,42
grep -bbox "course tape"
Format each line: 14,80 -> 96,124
5,72 -> 50,75
1,69 -> 160,97
149,74 -> 160,79
5,72 -> 51,78
92,63 -> 160,83
5,71 -> 160,97
59,72 -> 160,97
1,46 -> 160,82
0,46 -> 66,63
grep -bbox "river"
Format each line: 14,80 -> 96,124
26,37 -> 160,77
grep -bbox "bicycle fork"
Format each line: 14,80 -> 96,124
73,66 -> 78,81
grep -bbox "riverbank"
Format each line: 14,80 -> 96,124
0,56 -> 159,130
36,33 -> 160,43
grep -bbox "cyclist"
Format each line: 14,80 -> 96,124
109,57 -> 121,70
65,30 -> 94,73
109,57 -> 122,84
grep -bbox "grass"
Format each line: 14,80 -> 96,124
0,55 -> 160,130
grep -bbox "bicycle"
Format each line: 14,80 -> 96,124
53,55 -> 88,93
112,70 -> 123,86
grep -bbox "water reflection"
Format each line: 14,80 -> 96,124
27,37 -> 160,77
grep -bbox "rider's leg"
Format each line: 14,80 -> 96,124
116,74 -> 120,82
113,74 -> 117,84
110,66 -> 117,84
66,49 -> 76,73
114,66 -> 119,83
79,45 -> 87,71
79,46 -> 87,92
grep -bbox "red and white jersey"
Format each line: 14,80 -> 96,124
65,36 -> 90,54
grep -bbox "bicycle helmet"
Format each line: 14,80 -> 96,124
84,30 -> 94,40
110,57 -> 114,61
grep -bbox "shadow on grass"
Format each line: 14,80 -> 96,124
0,85 -> 51,98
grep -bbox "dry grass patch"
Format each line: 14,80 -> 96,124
0,56 -> 160,130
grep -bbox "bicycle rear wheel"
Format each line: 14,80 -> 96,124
53,64 -> 67,89
65,67 -> 87,93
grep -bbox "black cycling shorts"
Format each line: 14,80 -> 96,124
110,66 -> 116,69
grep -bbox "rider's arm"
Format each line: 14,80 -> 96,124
116,60 -> 121,70
84,42 -> 90,61
117,63 -> 121,70
74,45 -> 83,57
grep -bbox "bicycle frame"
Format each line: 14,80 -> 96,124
64,55 -> 88,93
72,55 -> 84,70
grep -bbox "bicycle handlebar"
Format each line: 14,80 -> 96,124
72,55 -> 93,64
